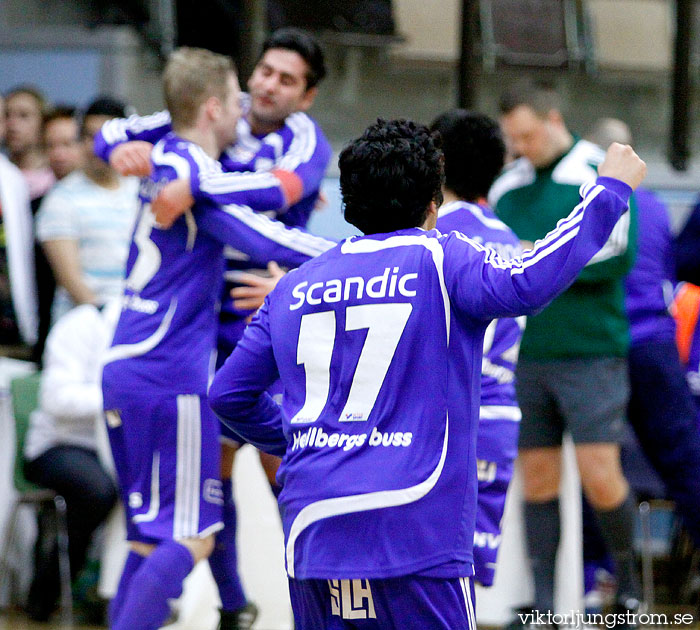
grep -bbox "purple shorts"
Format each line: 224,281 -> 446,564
474,417 -> 519,586
288,575 -> 476,629
103,385 -> 224,543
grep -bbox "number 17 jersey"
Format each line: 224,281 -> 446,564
209,177 -> 633,581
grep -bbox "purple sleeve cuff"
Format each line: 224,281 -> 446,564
596,176 -> 633,205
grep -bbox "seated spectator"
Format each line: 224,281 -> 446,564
36,97 -> 139,323
0,94 -> 38,357
33,106 -> 83,363
4,86 -> 55,201
23,300 -> 120,622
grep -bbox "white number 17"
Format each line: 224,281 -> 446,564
291,303 -> 413,424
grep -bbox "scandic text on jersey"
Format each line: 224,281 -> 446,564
290,267 -> 418,310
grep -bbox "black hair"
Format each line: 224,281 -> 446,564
430,109 -> 505,202
43,105 -> 77,128
339,118 -> 444,235
260,28 -> 326,89
498,78 -> 561,117
83,96 -> 128,120
81,96 -> 128,136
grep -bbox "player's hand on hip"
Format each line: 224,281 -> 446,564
110,141 -> 154,177
152,179 -> 195,228
230,262 -> 286,311
598,143 -> 647,191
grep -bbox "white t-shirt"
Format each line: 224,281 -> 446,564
36,170 -> 139,321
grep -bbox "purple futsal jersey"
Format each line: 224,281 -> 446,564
624,188 -> 676,345
436,200 -> 524,586
102,132 -> 333,542
95,103 -> 331,353
209,177 -> 632,581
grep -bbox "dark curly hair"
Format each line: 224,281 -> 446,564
261,28 -> 326,89
430,109 -> 505,202
339,119 -> 444,235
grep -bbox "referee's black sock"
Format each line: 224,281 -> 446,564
524,498 -> 560,614
595,491 -> 642,601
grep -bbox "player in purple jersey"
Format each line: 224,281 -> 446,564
208,119 -> 646,628
101,48 -> 334,630
431,110 -> 524,588
96,30 -> 331,628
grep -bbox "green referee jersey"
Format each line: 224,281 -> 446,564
491,138 -> 637,360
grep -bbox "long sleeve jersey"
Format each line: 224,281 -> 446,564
209,177 -> 632,581
94,98 -> 331,227
95,98 -> 332,342
102,133 -> 334,395
491,139 -> 636,359
436,200 -> 524,413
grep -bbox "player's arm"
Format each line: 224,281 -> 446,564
209,300 -> 286,456
195,166 -> 303,212
197,198 -> 335,269
262,117 -> 332,215
450,144 -> 646,320
152,168 -> 302,228
93,110 -> 173,164
157,119 -> 331,226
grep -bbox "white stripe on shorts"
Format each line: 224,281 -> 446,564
174,395 -> 202,539
460,577 -> 477,630
133,451 -> 160,523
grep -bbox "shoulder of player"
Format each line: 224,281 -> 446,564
438,227 -> 485,251
488,157 -> 535,207
152,134 -> 221,178
281,112 -> 330,152
551,139 -> 604,185
633,186 -> 664,211
633,187 -> 669,228
438,200 -> 513,235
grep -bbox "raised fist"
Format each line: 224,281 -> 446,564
598,143 -> 647,191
